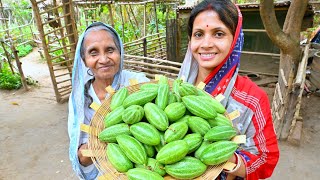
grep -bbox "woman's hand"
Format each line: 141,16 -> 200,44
77,143 -> 93,166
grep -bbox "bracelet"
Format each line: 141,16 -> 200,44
224,153 -> 241,173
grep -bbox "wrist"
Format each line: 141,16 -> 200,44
224,152 -> 241,173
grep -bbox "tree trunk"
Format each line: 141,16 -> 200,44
260,0 -> 308,140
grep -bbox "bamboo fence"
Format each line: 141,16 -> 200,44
30,0 -> 78,103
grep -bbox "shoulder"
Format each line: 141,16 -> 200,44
120,70 -> 150,84
232,75 -> 270,109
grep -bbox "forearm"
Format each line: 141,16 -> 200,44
225,153 -> 246,178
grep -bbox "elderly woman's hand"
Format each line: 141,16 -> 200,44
77,143 -> 93,166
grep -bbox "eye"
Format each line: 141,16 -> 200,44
194,31 -> 203,38
107,47 -> 115,53
89,50 -> 98,57
215,31 -> 225,38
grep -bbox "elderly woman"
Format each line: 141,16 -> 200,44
68,22 -> 149,179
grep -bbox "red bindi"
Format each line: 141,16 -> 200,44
206,25 -> 208,27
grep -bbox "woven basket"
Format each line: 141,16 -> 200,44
88,80 -> 225,179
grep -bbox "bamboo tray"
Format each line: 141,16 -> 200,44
87,80 -> 226,180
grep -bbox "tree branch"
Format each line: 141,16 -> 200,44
284,0 -> 308,39
259,0 -> 295,54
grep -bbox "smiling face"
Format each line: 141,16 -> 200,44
190,9 -> 234,75
83,30 -> 121,83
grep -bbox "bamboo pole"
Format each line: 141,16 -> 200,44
144,3 -> 146,37
125,54 -> 182,66
129,5 -> 139,28
119,5 -> 125,42
11,41 -> 29,91
0,41 -> 14,74
124,5 -> 138,39
57,0 -> 76,75
294,44 -> 309,88
107,4 -> 114,27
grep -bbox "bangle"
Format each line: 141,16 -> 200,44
224,153 -> 241,173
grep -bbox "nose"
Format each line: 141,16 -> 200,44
99,53 -> 109,63
201,35 -> 214,48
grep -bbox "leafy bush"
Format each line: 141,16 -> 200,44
17,44 -> 33,57
0,62 -> 22,90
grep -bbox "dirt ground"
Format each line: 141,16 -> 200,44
1,48 -> 320,180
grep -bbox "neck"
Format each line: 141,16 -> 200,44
92,78 -> 113,101
196,67 -> 211,86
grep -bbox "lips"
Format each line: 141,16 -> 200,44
98,65 -> 113,70
199,53 -> 217,60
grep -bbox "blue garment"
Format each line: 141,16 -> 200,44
311,29 -> 320,44
67,22 -> 149,179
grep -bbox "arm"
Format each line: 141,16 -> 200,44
232,93 -> 279,179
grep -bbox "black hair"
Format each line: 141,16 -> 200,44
188,0 -> 238,37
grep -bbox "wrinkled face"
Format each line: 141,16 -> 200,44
190,10 -> 234,74
83,30 -> 121,82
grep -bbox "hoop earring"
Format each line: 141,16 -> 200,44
87,69 -> 94,76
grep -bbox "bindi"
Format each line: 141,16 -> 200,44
206,25 -> 208,27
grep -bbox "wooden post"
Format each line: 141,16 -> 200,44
0,41 -> 14,74
107,3 -> 114,27
144,3 -> 146,37
129,4 -> 139,28
62,0 -> 78,76
119,5 -> 125,42
124,5 -> 138,39
153,1 -> 159,34
11,41 -> 29,91
143,37 -> 147,57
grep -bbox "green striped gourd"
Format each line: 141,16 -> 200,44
110,87 -> 129,111
156,140 -> 189,165
182,95 -> 217,119
98,123 -> 130,143
208,113 -> 233,127
127,168 -> 164,180
188,116 -> 211,136
140,83 -> 159,92
146,158 -> 166,176
168,92 -> 177,104
130,122 -> 161,146
143,144 -> 156,158
204,125 -> 237,141
194,140 -> 211,159
155,83 -> 170,110
122,105 -> 144,124
116,134 -> 147,165
172,78 -> 182,96
200,140 -> 238,165
164,102 -> 186,122
176,115 -> 190,124
104,106 -> 125,127
183,133 -> 203,154
106,143 -> 133,172
164,121 -> 188,143
144,102 -> 169,131
123,90 -> 157,108
165,156 -> 207,179
178,82 -> 198,97
155,132 -> 166,152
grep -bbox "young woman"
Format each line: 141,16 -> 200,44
179,0 -> 279,179
68,22 -> 149,179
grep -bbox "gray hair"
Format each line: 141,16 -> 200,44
80,25 -> 121,61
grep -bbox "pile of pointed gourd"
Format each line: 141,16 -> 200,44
98,76 -> 239,180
